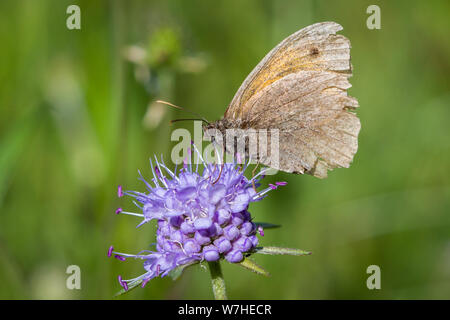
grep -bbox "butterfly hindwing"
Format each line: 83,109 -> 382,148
239,70 -> 360,177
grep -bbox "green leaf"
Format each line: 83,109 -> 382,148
114,279 -> 143,297
115,261 -> 199,297
238,257 -> 270,277
253,222 -> 281,229
253,246 -> 312,256
168,261 -> 198,281
0,113 -> 37,206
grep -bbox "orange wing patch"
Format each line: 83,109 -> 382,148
225,22 -> 352,120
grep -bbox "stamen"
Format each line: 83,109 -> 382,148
187,147 -> 192,172
118,275 -> 128,291
258,226 -> 264,237
169,239 -> 188,255
149,159 -> 160,188
136,170 -> 153,191
154,166 -> 161,179
120,211 -> 144,218
136,218 -> 150,228
154,155 -> 168,188
114,254 -> 126,261
117,185 -> 123,197
141,278 -> 150,288
107,246 -> 114,257
132,200 -> 143,209
191,142 -> 212,174
159,156 -> 178,181
192,141 -> 200,172
127,188 -> 163,201
276,181 -> 287,186
112,251 -> 152,259
240,154 -> 252,173
252,186 -> 274,200
115,208 -> 122,214
246,167 -> 270,186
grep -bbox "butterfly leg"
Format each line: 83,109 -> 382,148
251,161 -> 260,192
212,163 -> 224,185
210,137 -> 225,184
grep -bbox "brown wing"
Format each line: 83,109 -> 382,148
225,22 -> 352,120
243,70 -> 360,178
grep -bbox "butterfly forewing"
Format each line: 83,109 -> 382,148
225,22 -> 352,120
221,21 -> 360,178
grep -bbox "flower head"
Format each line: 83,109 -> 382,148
109,147 -> 285,291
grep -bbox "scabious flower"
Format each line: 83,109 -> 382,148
109,146 -> 286,291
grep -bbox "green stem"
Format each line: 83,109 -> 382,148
207,261 -> 227,300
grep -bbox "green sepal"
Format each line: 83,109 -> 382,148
168,261 -> 198,280
253,246 -> 312,256
238,257 -> 270,277
114,279 -> 143,297
253,222 -> 280,229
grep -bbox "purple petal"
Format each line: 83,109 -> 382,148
209,184 -> 226,205
204,250 -> 220,261
249,235 -> 259,247
240,222 -> 255,236
223,225 -> 240,241
176,186 -> 197,201
180,221 -> 195,234
230,192 -> 250,213
194,231 -> 211,245
184,239 -> 201,254
194,217 -> 213,230
214,237 -> 232,253
217,209 -> 231,225
234,236 -> 253,252
225,250 -> 243,263
231,215 -> 244,227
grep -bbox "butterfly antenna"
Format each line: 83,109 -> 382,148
156,100 -> 209,124
170,118 -> 209,125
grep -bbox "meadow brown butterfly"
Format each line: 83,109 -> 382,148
204,21 -> 360,178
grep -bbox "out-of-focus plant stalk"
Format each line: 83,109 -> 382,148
208,261 -> 227,300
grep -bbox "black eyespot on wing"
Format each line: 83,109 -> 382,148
310,47 -> 319,55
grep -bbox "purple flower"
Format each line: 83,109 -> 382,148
109,148 -> 284,290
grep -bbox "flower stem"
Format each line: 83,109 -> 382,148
207,261 -> 227,300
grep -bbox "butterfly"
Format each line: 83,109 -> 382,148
202,21 -> 360,178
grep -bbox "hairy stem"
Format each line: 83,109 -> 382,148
207,261 -> 227,300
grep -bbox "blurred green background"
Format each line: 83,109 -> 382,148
0,0 -> 449,299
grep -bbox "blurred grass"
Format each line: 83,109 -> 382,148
0,0 -> 449,299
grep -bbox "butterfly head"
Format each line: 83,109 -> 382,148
202,120 -> 223,144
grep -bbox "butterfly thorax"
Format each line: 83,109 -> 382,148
203,118 -> 255,159
203,118 -> 248,136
